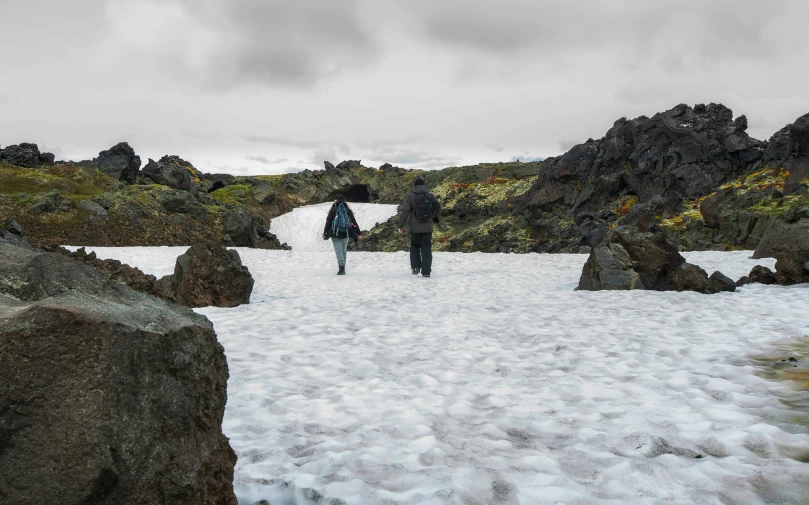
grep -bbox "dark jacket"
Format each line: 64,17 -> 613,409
397,184 -> 442,234
324,202 -> 361,239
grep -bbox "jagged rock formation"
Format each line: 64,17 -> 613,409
0,240 -> 237,505
577,228 -> 735,294
0,142 -> 55,168
155,242 -> 254,308
79,141 -> 141,183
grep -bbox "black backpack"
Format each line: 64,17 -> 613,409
413,193 -> 434,221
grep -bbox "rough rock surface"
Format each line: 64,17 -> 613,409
81,142 -> 141,184
0,143 -> 48,168
0,243 -> 237,505
0,218 -> 33,250
531,103 -> 765,212
752,218 -> 809,284
577,243 -> 644,290
141,155 -> 206,193
764,112 -> 809,195
578,228 -> 735,294
156,242 -> 254,308
44,245 -> 161,297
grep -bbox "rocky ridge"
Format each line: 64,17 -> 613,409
2,104 -> 808,255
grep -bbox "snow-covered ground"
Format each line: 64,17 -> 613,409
76,243 -> 809,505
270,202 -> 398,251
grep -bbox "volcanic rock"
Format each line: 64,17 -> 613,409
1,143 -> 43,168
0,243 -> 237,505
82,142 -> 141,184
155,242 -> 254,308
752,218 -> 809,284
577,243 -> 644,290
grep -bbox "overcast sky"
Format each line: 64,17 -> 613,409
2,0 -> 808,175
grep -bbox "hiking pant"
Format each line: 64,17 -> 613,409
410,232 -> 432,275
331,237 -> 349,266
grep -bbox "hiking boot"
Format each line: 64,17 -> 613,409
422,273 -> 430,278
412,268 -> 420,275
338,266 -> 345,275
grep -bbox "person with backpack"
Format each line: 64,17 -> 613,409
397,178 -> 441,277
322,194 -> 362,275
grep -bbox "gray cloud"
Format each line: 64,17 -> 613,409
396,0 -> 790,64
488,144 -> 504,153
101,0 -> 381,90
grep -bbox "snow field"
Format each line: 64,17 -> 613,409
78,245 -> 809,505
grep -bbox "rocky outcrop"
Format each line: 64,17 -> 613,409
531,103 -> 765,212
141,155 -> 206,193
0,242 -> 237,505
577,228 -> 735,294
0,143 -> 55,168
737,265 -> 777,286
44,245 -> 162,297
0,218 -> 33,249
156,242 -> 254,308
81,142 -> 141,184
763,112 -> 809,195
577,243 -> 644,290
751,218 -> 809,284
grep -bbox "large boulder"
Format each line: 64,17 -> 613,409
752,218 -> 809,284
611,228 -> 685,290
0,218 -> 33,250
1,143 -> 49,168
672,263 -> 736,294
156,242 -> 254,308
577,243 -> 644,290
224,207 -> 261,247
578,227 -> 734,294
82,142 -> 141,184
0,243 -> 237,505
141,155 -> 205,193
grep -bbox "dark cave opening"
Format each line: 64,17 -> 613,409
335,184 -> 371,203
208,181 -> 226,193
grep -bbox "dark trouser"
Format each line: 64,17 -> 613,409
410,232 -> 433,275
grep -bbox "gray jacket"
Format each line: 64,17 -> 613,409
397,185 -> 442,234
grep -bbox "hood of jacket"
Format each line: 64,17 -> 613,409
411,184 -> 429,194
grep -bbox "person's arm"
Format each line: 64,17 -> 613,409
397,194 -> 412,230
323,206 -> 336,237
347,208 -> 362,235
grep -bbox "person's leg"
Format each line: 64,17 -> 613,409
420,233 -> 433,276
340,238 -> 349,270
332,237 -> 347,267
410,233 -> 422,272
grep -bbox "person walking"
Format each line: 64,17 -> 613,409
397,178 -> 441,277
322,194 -> 362,275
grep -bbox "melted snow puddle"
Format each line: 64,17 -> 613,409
73,247 -> 809,505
